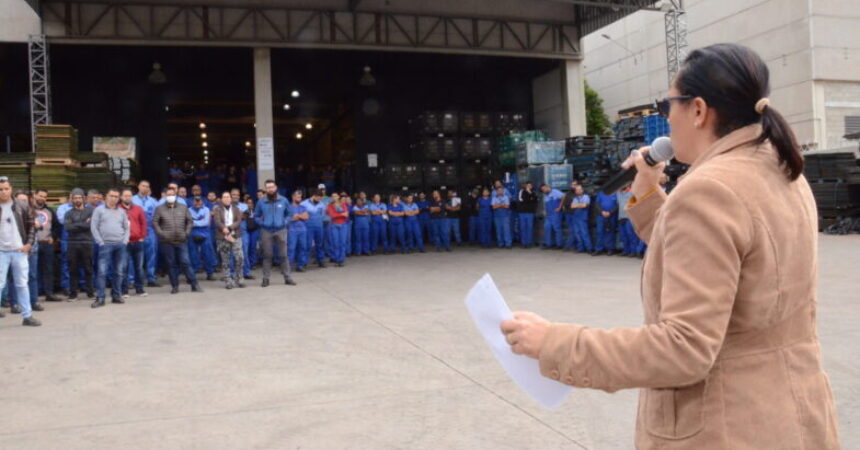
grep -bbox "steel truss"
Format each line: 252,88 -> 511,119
40,1 -> 583,58
28,34 -> 52,153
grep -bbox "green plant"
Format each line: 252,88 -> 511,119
585,81 -> 612,136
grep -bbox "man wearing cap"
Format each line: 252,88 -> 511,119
188,196 -> 217,281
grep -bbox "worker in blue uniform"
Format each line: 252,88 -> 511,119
188,196 -> 217,280
300,189 -> 328,268
570,184 -> 593,253
351,197 -> 371,256
416,192 -> 432,245
287,190 -> 309,272
368,194 -> 389,254
476,188 -> 493,248
402,194 -> 424,253
131,180 -> 160,287
593,189 -> 618,256
540,184 -> 564,249
428,190 -> 449,251
517,182 -> 538,248
491,187 -> 513,248
387,194 -> 407,254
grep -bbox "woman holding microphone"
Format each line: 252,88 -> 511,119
501,43 -> 839,448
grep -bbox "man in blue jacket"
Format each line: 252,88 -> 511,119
188,196 -> 217,281
254,180 -> 296,287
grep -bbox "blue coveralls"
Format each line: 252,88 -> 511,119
403,202 -> 423,251
352,205 -> 371,255
188,205 -> 217,276
492,194 -> 513,248
517,190 -> 535,246
56,202 -> 74,291
595,191 -> 618,252
300,199 -> 327,264
388,202 -> 407,253
571,194 -> 593,252
477,197 -> 493,247
368,202 -> 389,253
287,203 -> 309,270
328,203 -> 349,264
543,189 -> 564,247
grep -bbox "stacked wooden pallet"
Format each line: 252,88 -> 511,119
35,124 -> 80,165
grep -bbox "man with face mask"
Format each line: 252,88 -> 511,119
254,180 -> 295,287
64,188 -> 95,300
153,186 -> 201,294
32,189 -> 62,302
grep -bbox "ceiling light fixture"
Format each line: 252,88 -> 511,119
305,123 -> 312,130
291,90 -> 300,98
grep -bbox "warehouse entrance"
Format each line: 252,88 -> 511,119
20,44 -> 560,196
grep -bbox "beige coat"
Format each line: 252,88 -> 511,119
538,125 -> 840,449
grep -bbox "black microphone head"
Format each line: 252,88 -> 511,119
650,137 -> 674,163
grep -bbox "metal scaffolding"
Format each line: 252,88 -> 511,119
664,0 -> 688,83
28,34 -> 52,152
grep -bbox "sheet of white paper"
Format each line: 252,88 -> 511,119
464,273 -> 573,409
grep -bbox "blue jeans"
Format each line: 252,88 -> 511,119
518,213 -> 534,246
447,218 -> 461,244
124,241 -> 146,294
6,247 -> 38,309
432,219 -> 450,249
544,213 -> 563,247
159,242 -> 197,288
494,215 -> 512,247
288,229 -> 308,269
97,243 -> 127,300
243,229 -> 259,275
0,251 -> 32,318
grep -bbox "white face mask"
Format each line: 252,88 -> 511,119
166,195 -> 177,203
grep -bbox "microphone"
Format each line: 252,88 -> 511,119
600,137 -> 674,195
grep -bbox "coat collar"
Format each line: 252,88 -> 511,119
685,124 -> 763,177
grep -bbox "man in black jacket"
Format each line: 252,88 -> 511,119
64,188 -> 95,300
153,186 -> 201,294
517,182 -> 538,248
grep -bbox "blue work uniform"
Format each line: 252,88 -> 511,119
132,194 -> 159,284
300,199 -> 327,264
595,191 -> 618,252
402,202 -> 423,252
56,202 -> 74,291
477,197 -> 493,247
352,204 -> 372,255
543,189 -> 564,247
429,200 -> 449,250
388,202 -> 407,253
188,205 -> 217,275
287,203 -> 309,270
616,190 -> 640,256
491,194 -> 513,248
571,194 -> 593,252
368,202 -> 389,253
416,200 -> 432,244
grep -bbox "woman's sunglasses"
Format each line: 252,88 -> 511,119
655,95 -> 693,117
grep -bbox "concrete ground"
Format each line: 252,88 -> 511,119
0,234 -> 857,450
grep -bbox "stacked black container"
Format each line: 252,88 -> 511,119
803,152 -> 860,230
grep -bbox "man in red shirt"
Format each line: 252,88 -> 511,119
326,192 -> 350,267
120,187 -> 148,298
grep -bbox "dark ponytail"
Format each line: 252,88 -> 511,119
675,43 -> 804,181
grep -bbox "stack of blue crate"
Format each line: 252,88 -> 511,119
644,114 -> 671,145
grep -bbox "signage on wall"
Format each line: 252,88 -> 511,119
93,137 -> 136,159
257,137 -> 274,171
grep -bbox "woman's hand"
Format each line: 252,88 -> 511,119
622,147 -> 666,199
500,311 -> 551,359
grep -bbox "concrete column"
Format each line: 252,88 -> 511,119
253,47 -> 275,189
562,59 -> 587,137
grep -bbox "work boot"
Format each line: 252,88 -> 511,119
91,299 -> 106,308
191,283 -> 204,293
147,281 -> 161,288
237,282 -> 246,289
244,274 -> 256,280
261,278 -> 270,288
284,276 -> 296,286
318,262 -> 327,269
112,297 -> 125,304
206,273 -> 215,281
32,303 -> 45,312
22,316 -> 41,327
45,294 -> 62,302
10,304 -> 21,314
170,286 -> 179,294
67,292 -> 78,301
